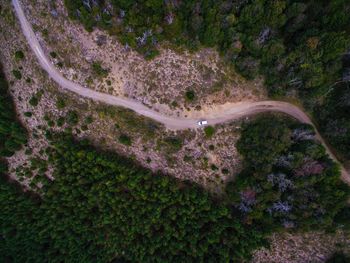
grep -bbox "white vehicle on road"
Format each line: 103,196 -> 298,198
197,120 -> 208,126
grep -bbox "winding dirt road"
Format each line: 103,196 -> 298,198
12,0 -> 350,184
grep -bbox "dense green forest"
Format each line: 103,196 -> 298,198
64,0 -> 350,159
1,135 -> 268,262
0,63 -> 27,164
315,82 -> 350,160
226,115 -> 350,231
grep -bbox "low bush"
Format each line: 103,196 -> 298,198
56,97 -> 66,109
118,134 -> 132,145
92,62 -> 109,77
185,90 -> 195,102
14,50 -> 25,60
12,70 -> 22,80
204,126 -> 215,138
66,111 -> 79,126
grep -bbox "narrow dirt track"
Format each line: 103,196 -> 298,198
12,0 -> 350,185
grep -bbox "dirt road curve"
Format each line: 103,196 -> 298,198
12,0 -> 350,184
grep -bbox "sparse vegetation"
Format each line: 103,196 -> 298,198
96,105 -> 160,141
92,61 -> 108,78
163,136 -> 183,152
56,97 -> 66,109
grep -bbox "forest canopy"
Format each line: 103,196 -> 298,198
227,115 -> 350,231
0,63 -> 27,157
1,135 -> 267,262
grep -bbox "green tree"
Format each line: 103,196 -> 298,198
237,115 -> 291,172
0,64 -> 27,157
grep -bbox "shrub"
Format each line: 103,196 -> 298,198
144,49 -> 160,60
66,111 -> 79,126
56,97 -> 66,109
221,168 -> 229,174
185,90 -> 195,101
118,134 -> 132,145
24,112 -> 32,117
56,117 -> 65,127
48,120 -> 55,127
211,164 -> 218,171
333,206 -> 350,230
49,51 -> 57,58
84,115 -> 93,124
29,96 -> 39,107
12,70 -> 22,80
164,136 -> 183,152
92,62 -> 108,77
14,50 -> 25,60
204,126 -> 215,138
